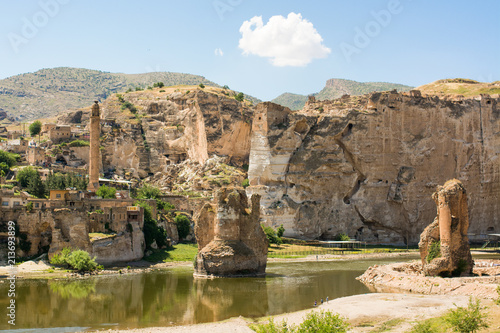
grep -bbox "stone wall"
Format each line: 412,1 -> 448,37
248,94 -> 500,244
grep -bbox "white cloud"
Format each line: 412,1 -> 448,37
238,12 -> 331,67
214,48 -> 224,56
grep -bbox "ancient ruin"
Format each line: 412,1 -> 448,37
418,179 -> 473,276
194,188 -> 267,277
88,101 -> 100,191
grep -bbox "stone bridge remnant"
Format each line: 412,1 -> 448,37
419,179 -> 473,276
194,188 -> 267,277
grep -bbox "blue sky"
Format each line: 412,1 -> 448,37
0,0 -> 499,100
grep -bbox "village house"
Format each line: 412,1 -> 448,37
49,125 -> 71,143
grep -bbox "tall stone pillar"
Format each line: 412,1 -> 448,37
88,101 -> 100,192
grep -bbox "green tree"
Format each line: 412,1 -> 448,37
29,120 -> 42,139
175,214 -> 191,240
199,83 -> 205,89
96,185 -> 116,199
137,184 -> 162,199
235,92 -> 244,102
242,178 -> 250,188
16,166 -> 39,188
0,150 -> 19,167
27,173 -> 46,198
137,201 -> 167,249
277,224 -> 285,238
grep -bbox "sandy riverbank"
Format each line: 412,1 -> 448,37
89,293 -> 485,333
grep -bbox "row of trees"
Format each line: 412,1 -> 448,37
16,167 -> 87,198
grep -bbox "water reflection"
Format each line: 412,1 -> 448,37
0,260 -> 389,330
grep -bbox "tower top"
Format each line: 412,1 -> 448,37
91,101 -> 100,117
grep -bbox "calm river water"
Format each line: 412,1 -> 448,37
0,256 -> 419,332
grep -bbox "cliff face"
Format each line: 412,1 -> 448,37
248,93 -> 500,244
99,88 -> 252,179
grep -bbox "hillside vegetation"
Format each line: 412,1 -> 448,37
417,78 -> 500,97
0,67 -> 224,121
271,78 -> 413,110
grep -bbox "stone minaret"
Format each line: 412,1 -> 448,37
88,101 -> 100,191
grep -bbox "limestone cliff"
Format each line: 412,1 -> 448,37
98,87 -> 253,180
248,92 -> 499,244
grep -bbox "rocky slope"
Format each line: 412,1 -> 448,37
247,92 -> 499,244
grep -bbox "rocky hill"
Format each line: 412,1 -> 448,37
417,78 -> 500,97
0,67 -> 231,122
271,79 -> 413,110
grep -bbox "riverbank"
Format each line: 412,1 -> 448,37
89,293 -> 500,333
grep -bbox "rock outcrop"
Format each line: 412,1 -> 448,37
100,88 -> 253,179
419,179 -> 473,276
194,188 -> 267,277
247,93 -> 500,244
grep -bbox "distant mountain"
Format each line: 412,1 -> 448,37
272,78 -> 413,110
0,67 -> 226,121
270,93 -> 309,111
417,78 -> 500,97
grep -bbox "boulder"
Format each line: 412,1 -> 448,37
419,179 -> 473,276
194,188 -> 267,277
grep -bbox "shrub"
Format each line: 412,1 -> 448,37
68,140 -> 90,147
0,162 -> 10,176
175,214 -> 191,240
251,311 -> 349,333
235,92 -> 244,102
262,225 -> 282,245
199,83 -> 205,89
50,248 -> 99,272
50,247 -> 72,267
297,310 -> 349,333
26,201 -> 33,212
333,233 -> 351,241
426,240 -> 441,262
242,178 -> 250,188
445,298 -> 488,333
251,318 -> 290,333
159,89 -> 165,93
66,250 -> 99,272
277,224 -> 285,238
408,321 -> 438,333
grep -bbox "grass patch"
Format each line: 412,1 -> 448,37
371,318 -> 404,332
144,243 -> 198,263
